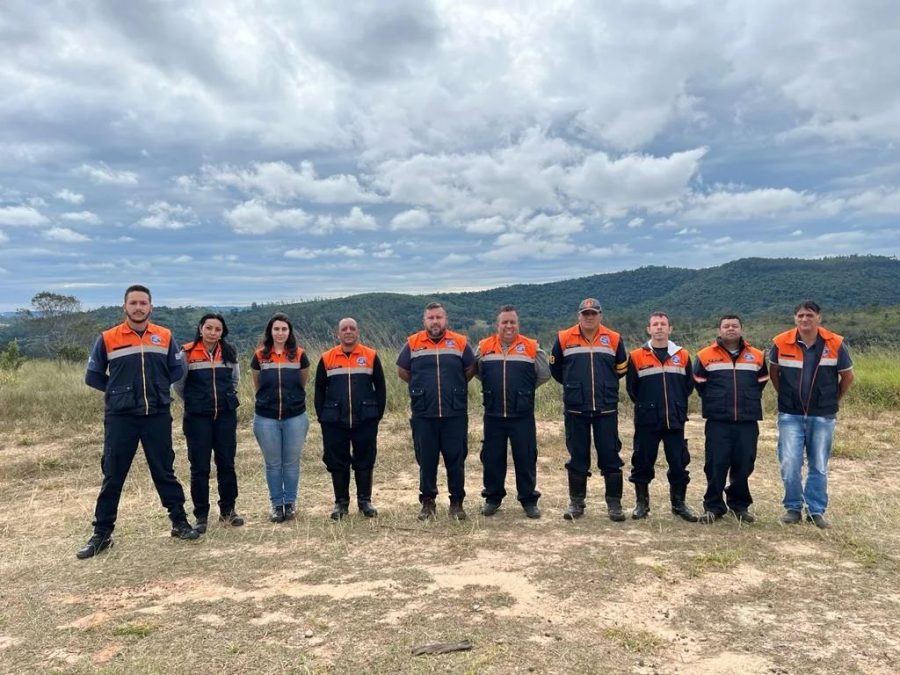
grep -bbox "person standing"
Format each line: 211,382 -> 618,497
314,318 -> 386,520
627,312 -> 698,522
550,298 -> 628,522
251,313 -> 310,523
693,315 -> 768,524
475,305 -> 551,519
174,313 -> 244,533
77,284 -> 198,559
769,301 -> 854,529
397,302 -> 476,521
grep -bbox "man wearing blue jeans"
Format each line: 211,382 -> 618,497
769,301 -> 854,529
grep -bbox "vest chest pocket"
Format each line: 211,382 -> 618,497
515,389 -> 534,414
359,399 -> 379,421
481,388 -> 495,410
409,387 -> 426,412
451,386 -> 467,411
634,401 -> 659,426
319,399 -> 341,423
106,384 -> 136,413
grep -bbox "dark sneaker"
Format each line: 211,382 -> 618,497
807,513 -> 831,529
219,510 -> 245,527
523,503 -> 542,519
195,516 -> 208,534
330,502 -> 349,521
449,502 -> 467,521
270,505 -> 286,523
781,509 -> 802,524
417,500 -> 436,521
480,501 -> 501,517
76,533 -> 113,559
283,503 -> 296,520
732,510 -> 755,524
358,501 -> 378,518
698,511 -> 722,525
563,502 -> 585,520
171,521 -> 200,540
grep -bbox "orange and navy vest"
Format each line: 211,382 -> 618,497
627,343 -> 692,429
317,343 -> 381,427
693,340 -> 767,422
553,324 -> 625,414
181,341 -> 239,418
96,322 -> 177,416
771,328 -> 844,416
477,334 -> 539,418
406,330 -> 469,418
253,347 -> 307,420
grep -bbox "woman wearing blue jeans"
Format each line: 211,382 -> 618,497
251,313 -> 310,522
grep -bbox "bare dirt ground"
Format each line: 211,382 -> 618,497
1,410 -> 898,674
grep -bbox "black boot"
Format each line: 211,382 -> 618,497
354,469 -> 378,518
417,498 -> 436,521
670,485 -> 698,522
604,472 -> 626,522
632,483 -> 650,519
563,471 -> 587,520
330,469 -> 351,520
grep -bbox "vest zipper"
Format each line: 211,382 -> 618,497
347,352 -> 353,426
277,363 -> 283,420
139,335 -> 149,415
436,348 -> 442,418
211,346 -> 218,421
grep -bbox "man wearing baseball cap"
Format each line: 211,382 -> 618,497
550,298 -> 629,521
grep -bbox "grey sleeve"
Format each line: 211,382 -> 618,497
534,348 -> 551,388
172,354 -> 188,400
232,361 -> 241,390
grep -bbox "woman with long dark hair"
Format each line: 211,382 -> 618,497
174,313 -> 244,532
251,312 -> 310,522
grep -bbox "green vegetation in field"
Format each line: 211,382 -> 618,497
687,546 -> 742,578
601,626 -> 663,653
112,622 -> 157,638
843,348 -> 900,410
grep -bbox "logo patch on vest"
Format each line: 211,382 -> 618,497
823,347 -> 830,356
516,343 -> 525,353
743,353 -> 754,361
600,335 -> 610,345
357,356 -> 367,365
671,354 -> 681,365
150,335 -> 162,345
445,339 -> 456,347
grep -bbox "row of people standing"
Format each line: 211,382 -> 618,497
75,285 -> 853,559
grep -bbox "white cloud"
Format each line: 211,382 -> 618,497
438,253 -> 471,266
371,243 -> 395,258
390,208 -> 430,231
224,200 -> 311,235
61,210 -> 101,224
0,205 -> 49,227
202,160 -> 380,203
682,188 -> 811,221
136,201 -> 196,230
0,230 -> 8,244
172,255 -> 193,263
845,187 -> 900,215
284,245 -> 366,259
43,226 -> 90,243
336,206 -> 378,231
480,233 -> 577,262
463,216 -> 506,234
77,162 -> 139,186
212,254 -> 239,262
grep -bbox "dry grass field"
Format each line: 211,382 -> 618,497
0,359 -> 898,674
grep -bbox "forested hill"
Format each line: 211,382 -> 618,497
3,255 -> 899,357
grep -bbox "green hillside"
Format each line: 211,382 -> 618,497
3,255 -> 898,357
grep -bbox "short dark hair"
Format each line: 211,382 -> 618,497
794,300 -> 821,315
124,284 -> 151,302
498,304 -> 517,315
718,314 -> 742,327
424,302 -> 445,312
648,311 -> 670,324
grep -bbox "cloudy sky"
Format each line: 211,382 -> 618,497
1,1 -> 898,311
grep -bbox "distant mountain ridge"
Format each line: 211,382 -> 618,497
3,255 -> 898,356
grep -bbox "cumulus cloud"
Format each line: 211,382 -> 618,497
44,226 -> 90,243
284,245 -> 366,259
77,162 -> 139,186
55,189 -> 85,204
136,201 -> 197,230
0,205 -> 49,227
0,230 -> 8,244
61,211 -> 101,224
201,161 -> 381,203
682,188 -> 812,222
225,200 -> 311,235
389,208 -> 430,231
